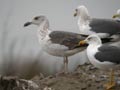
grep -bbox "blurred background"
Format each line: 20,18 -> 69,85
0,0 -> 120,78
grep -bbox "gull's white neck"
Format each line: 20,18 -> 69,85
87,43 -> 101,61
87,38 -> 102,55
78,16 -> 90,24
87,44 -> 99,53
77,14 -> 93,35
37,19 -> 50,40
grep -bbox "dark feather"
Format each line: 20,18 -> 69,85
95,45 -> 120,64
101,38 -> 113,43
90,18 -> 120,35
49,31 -> 87,50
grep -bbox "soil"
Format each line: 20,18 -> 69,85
0,63 -> 120,90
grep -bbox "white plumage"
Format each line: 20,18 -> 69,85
24,15 -> 87,73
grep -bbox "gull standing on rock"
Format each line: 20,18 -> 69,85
24,15 -> 88,74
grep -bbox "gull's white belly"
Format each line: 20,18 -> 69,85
39,39 -> 84,57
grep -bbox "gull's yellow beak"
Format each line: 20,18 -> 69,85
112,14 -> 120,18
79,40 -> 87,46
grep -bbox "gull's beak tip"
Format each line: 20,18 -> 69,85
24,22 -> 32,27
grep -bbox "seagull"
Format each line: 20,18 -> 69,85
74,5 -> 120,42
112,9 -> 120,21
24,15 -> 88,74
79,34 -> 120,90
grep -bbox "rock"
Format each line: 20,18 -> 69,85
0,76 -> 40,90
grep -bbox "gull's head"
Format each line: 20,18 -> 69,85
24,15 -> 46,27
79,34 -> 102,46
112,9 -> 120,19
74,5 -> 90,20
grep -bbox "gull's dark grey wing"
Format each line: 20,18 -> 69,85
95,45 -> 120,64
49,31 -> 87,50
90,18 -> 120,35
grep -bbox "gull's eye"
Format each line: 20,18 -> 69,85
34,17 -> 39,20
88,37 -> 92,41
